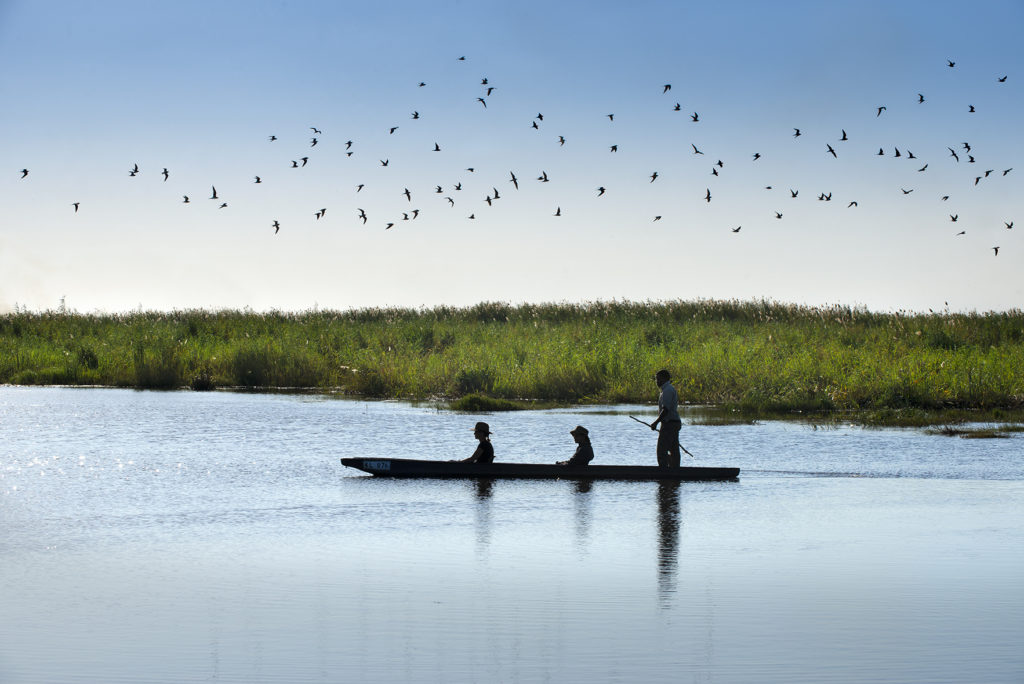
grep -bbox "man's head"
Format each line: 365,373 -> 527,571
654,369 -> 671,386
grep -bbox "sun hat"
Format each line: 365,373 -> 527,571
569,425 -> 589,437
473,421 -> 492,435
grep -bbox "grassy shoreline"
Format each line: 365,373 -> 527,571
2,300 -> 1023,425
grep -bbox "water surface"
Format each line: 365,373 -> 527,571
1,387 -> 1022,683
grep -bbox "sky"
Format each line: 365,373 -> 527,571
1,0 -> 1021,313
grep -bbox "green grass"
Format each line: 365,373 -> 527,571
2,300 -> 1023,424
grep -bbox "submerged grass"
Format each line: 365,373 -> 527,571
2,300 -> 1023,424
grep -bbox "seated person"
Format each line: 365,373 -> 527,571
461,421 -> 495,463
557,425 -> 594,466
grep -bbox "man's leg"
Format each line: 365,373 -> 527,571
665,422 -> 681,468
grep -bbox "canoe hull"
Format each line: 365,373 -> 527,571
341,457 -> 739,481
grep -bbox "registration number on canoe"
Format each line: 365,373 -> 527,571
363,460 -> 391,472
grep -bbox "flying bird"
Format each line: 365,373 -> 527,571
389,127 -> 399,134
273,221 -> 280,234
993,246 -> 1000,256
19,169 -> 28,178
691,112 -> 699,122
918,93 -> 925,103
998,75 -> 1008,82
218,203 -> 227,209
301,157 -> 308,166
876,106 -> 886,116
558,136 -> 566,146
411,111 -> 419,119
827,144 -> 837,158
380,159 -> 389,166
210,186 -> 218,199
650,171 -> 658,182
311,127 -> 322,134
692,144 -> 703,155
554,207 -> 561,216
510,171 -> 518,189
72,202 -> 79,212
404,188 -> 412,201
732,226 -> 742,233
840,129 -> 848,141
848,201 -> 858,208
793,128 -> 801,137
775,212 -> 783,219
902,188 -> 914,194
653,216 -> 662,221
610,145 -> 618,152
918,164 -> 928,172
704,188 -> 711,202
254,176 -> 261,183
752,152 -> 761,160
663,84 -> 671,93
357,209 -> 367,224
950,214 -> 958,222
597,187 -> 606,196
356,184 -> 364,192
268,135 -> 277,141
948,148 -> 960,162
183,196 -> 190,203
946,60 -> 955,67
790,189 -> 798,197
607,114 -> 614,121
162,168 -> 169,181
1005,222 -> 1014,230
969,105 -> 976,112
477,98 -> 487,107
310,138 -> 318,147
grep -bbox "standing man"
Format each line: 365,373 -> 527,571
650,369 -> 682,468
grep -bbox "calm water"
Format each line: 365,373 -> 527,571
1,387 -> 1022,683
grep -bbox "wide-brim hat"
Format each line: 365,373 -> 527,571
569,425 -> 589,437
473,421 -> 492,435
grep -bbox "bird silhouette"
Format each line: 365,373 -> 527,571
955,230 -> 966,236
183,196 -> 190,203
411,111 -> 419,120
894,148 -> 901,157
607,114 -> 614,121
356,184 -> 364,192
969,105 -> 976,112
537,171 -> 548,183
998,75 -> 1008,82
653,216 -> 662,221
310,138 -> 318,147
790,189 -> 798,197
848,201 -> 858,208
419,81 -> 426,87
311,127 -> 322,134
948,148 -> 960,162
1005,222 -> 1014,230
752,153 -> 761,160
663,84 -> 671,93
273,221 -> 280,234
20,169 -> 28,178
510,172 -> 518,189
918,93 -> 925,103
692,144 -> 703,155
650,172 -> 658,182
993,246 -> 1000,256
72,202 -> 79,212
477,98 -> 487,108
906,151 -> 916,159
386,222 -> 394,230
210,186 -> 218,199
531,121 -> 539,130
380,159 -> 389,166
610,145 -> 618,152
840,129 -> 848,141
597,187 -> 606,196
732,226 -> 742,233
558,136 -> 566,146
691,112 -> 699,122
358,209 -> 367,224
268,135 -> 277,141
389,127 -> 399,134
827,144 -> 837,158
162,168 -> 169,181
218,203 -> 227,209
1005,169 -> 1013,175
291,160 -> 299,168
947,60 -> 955,68
301,157 -> 308,166
404,188 -> 412,201
554,207 -> 561,216
775,212 -> 783,219
446,197 -> 455,206
435,185 -> 443,193
950,214 -> 958,222
876,106 -> 886,116
918,164 -> 928,172
704,188 -> 711,202
902,188 -> 913,194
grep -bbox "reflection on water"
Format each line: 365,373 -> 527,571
656,481 -> 680,606
1,388 -> 1023,684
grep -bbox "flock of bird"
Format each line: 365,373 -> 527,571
16,55 -> 1016,257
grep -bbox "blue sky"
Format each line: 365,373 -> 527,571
1,0 -> 1021,312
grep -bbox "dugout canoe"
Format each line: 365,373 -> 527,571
341,457 -> 739,481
